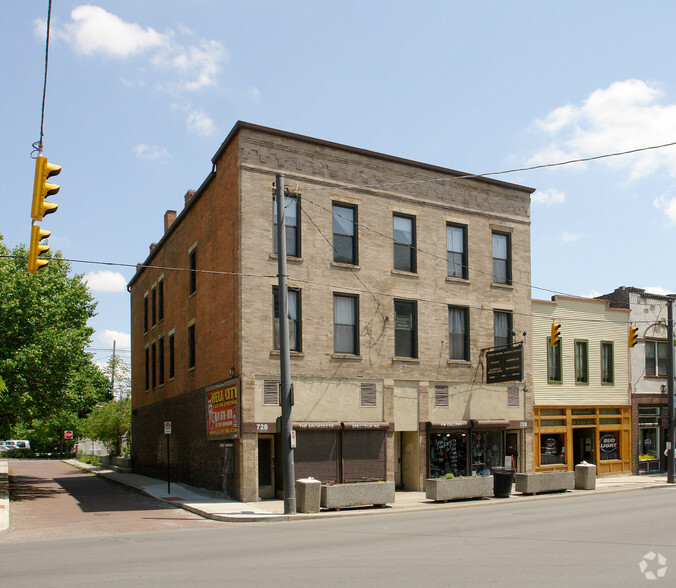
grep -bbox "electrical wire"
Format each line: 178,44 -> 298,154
32,0 -> 52,158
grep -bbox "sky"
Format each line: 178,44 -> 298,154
3,1 -> 676,367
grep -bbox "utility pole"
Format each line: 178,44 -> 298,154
110,340 -> 116,400
275,173 -> 296,514
667,296 -> 675,484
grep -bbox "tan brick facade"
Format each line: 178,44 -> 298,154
130,123 -> 535,500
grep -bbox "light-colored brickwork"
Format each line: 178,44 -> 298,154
130,122 -> 535,499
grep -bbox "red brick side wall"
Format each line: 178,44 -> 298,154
130,135 -> 241,490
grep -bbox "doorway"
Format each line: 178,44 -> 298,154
573,428 -> 595,465
506,432 -> 519,470
258,435 -> 275,499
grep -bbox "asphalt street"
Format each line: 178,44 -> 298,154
1,466 -> 675,587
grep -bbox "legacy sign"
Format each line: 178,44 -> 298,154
486,344 -> 523,384
206,381 -> 240,439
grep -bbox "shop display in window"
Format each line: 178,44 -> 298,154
429,432 -> 467,478
599,432 -> 619,461
471,430 -> 503,476
540,433 -> 566,465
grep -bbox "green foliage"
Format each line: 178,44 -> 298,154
103,353 -> 131,401
0,234 -> 110,437
12,410 -> 80,454
79,454 -> 101,466
80,399 -> 131,458
444,473 -> 455,479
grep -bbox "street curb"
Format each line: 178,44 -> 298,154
0,459 -> 9,533
61,459 -> 676,524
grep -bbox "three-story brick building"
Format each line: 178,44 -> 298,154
129,122 -> 535,501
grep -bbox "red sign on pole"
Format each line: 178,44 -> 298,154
64,431 -> 73,440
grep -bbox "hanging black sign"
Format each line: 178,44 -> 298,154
486,344 -> 523,384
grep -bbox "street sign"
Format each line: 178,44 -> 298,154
64,430 -> 73,440
164,421 -> 172,435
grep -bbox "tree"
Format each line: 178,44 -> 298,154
80,399 -> 131,458
0,234 -> 110,438
104,353 -> 131,401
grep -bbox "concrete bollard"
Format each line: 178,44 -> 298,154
296,478 -> 322,513
575,461 -> 597,490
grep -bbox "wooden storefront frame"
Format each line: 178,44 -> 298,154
534,406 -> 631,475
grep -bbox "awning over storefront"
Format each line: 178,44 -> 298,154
470,419 -> 510,428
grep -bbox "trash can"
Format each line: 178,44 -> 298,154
492,467 -> 514,498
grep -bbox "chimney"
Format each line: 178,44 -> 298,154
184,189 -> 196,207
149,242 -> 157,253
164,210 -> 177,234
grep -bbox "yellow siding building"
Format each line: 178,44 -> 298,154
532,296 -> 631,475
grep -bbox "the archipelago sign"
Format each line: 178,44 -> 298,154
206,380 -> 240,439
486,344 -> 524,384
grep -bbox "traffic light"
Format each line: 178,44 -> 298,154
27,224 -> 51,274
629,326 -> 639,348
31,155 -> 60,222
550,322 -> 561,347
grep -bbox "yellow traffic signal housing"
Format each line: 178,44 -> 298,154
629,326 -> 639,348
550,322 -> 561,347
28,224 -> 51,274
31,156 -> 60,222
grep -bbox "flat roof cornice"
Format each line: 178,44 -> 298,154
213,121 -> 536,195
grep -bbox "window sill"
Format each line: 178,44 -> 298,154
393,356 -> 419,364
270,350 -> 305,358
269,254 -> 303,264
331,353 -> 362,361
331,262 -> 360,270
391,269 -> 418,278
446,277 -> 469,285
491,282 -> 513,290
447,359 -> 472,367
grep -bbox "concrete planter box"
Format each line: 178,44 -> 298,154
321,482 -> 395,510
426,476 -> 493,502
515,471 -> 575,495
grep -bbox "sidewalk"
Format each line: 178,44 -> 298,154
1,459 -> 674,530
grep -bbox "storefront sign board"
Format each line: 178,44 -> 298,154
486,344 -> 523,384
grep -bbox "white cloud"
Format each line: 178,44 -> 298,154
134,144 -> 171,161
532,188 -> 566,205
84,270 -> 127,293
561,231 -> 583,242
97,329 -> 131,351
653,193 -> 676,225
52,5 -> 166,58
531,79 -> 676,180
583,289 -> 602,299
187,109 -> 216,136
47,6 -> 227,91
153,39 -> 227,91
644,286 -> 674,296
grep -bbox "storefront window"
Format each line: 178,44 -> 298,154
639,428 -> 658,461
540,433 -> 566,465
599,432 -> 619,460
639,407 -> 660,461
429,432 -> 467,478
471,430 -> 503,475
